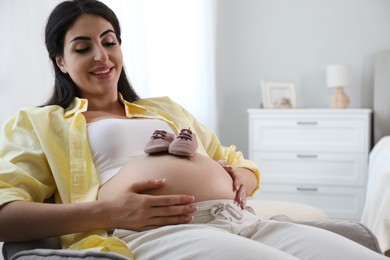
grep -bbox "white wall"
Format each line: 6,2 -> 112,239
215,0 -> 390,155
0,0 -> 62,125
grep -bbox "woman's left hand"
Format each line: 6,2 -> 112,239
218,160 -> 246,209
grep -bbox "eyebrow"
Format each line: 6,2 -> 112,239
70,29 -> 115,42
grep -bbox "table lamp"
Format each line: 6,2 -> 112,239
326,64 -> 351,109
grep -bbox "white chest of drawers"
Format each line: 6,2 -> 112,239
248,109 -> 372,220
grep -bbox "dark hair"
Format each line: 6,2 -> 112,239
43,0 -> 139,108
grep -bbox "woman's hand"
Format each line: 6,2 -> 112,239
98,179 -> 198,231
218,160 -> 247,208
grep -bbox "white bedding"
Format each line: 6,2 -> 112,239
361,136 -> 390,254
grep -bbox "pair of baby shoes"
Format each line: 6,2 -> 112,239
144,128 -> 198,157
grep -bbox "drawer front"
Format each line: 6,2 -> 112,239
254,152 -> 366,186
251,118 -> 366,152
254,184 -> 365,220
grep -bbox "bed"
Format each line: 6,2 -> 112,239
360,50 -> 390,257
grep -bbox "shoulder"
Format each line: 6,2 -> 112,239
13,97 -> 86,121
19,105 -> 65,118
6,105 -> 66,127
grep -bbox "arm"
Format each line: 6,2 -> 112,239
0,179 -> 196,242
0,200 -> 105,242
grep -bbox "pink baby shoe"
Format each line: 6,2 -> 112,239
168,128 -> 198,157
144,130 -> 175,154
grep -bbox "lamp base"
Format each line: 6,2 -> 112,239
330,87 -> 350,109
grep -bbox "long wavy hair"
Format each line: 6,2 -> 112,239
43,0 -> 139,108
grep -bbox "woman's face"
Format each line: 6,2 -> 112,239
56,14 -> 123,101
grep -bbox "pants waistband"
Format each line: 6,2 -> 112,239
191,199 -> 256,224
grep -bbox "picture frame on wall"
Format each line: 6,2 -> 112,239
261,80 -> 297,108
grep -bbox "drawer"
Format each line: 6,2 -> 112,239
250,118 -> 366,152
254,184 -> 366,220
254,152 -> 366,186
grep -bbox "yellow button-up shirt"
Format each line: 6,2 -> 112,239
0,96 -> 259,257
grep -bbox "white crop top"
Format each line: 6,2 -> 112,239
87,118 -> 172,185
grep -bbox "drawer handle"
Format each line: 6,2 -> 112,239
296,121 -> 318,125
297,187 -> 318,192
297,154 -> 318,159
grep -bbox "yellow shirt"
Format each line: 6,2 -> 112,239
0,96 -> 260,257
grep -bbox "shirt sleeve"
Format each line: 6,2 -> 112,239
0,110 -> 56,207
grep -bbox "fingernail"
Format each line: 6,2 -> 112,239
186,196 -> 195,203
154,178 -> 166,184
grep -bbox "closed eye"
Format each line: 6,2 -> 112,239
104,41 -> 117,47
73,40 -> 117,54
74,47 -> 90,53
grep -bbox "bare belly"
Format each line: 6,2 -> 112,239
98,153 -> 236,202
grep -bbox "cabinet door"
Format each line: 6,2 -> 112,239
251,118 -> 366,152
254,184 -> 365,220
254,152 -> 366,186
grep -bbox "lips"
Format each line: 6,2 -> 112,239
90,67 -> 113,78
92,68 -> 110,75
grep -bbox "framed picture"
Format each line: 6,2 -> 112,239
261,80 -> 297,108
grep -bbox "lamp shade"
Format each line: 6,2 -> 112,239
326,64 -> 351,88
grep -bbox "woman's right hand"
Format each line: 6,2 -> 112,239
98,178 -> 198,231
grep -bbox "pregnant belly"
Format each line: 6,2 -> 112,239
98,153 -> 236,202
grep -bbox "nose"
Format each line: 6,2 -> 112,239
94,45 -> 108,62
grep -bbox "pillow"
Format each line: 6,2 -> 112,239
246,199 -> 327,221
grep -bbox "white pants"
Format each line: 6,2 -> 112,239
114,200 -> 387,260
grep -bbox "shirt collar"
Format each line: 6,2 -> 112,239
64,98 -> 88,118
63,95 -> 171,124
118,94 -> 148,117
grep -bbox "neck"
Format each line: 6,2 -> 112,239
87,97 -> 124,116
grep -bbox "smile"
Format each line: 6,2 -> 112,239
90,67 -> 112,75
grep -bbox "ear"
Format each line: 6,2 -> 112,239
55,56 -> 67,73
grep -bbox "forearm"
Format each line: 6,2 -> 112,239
0,200 -> 108,242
